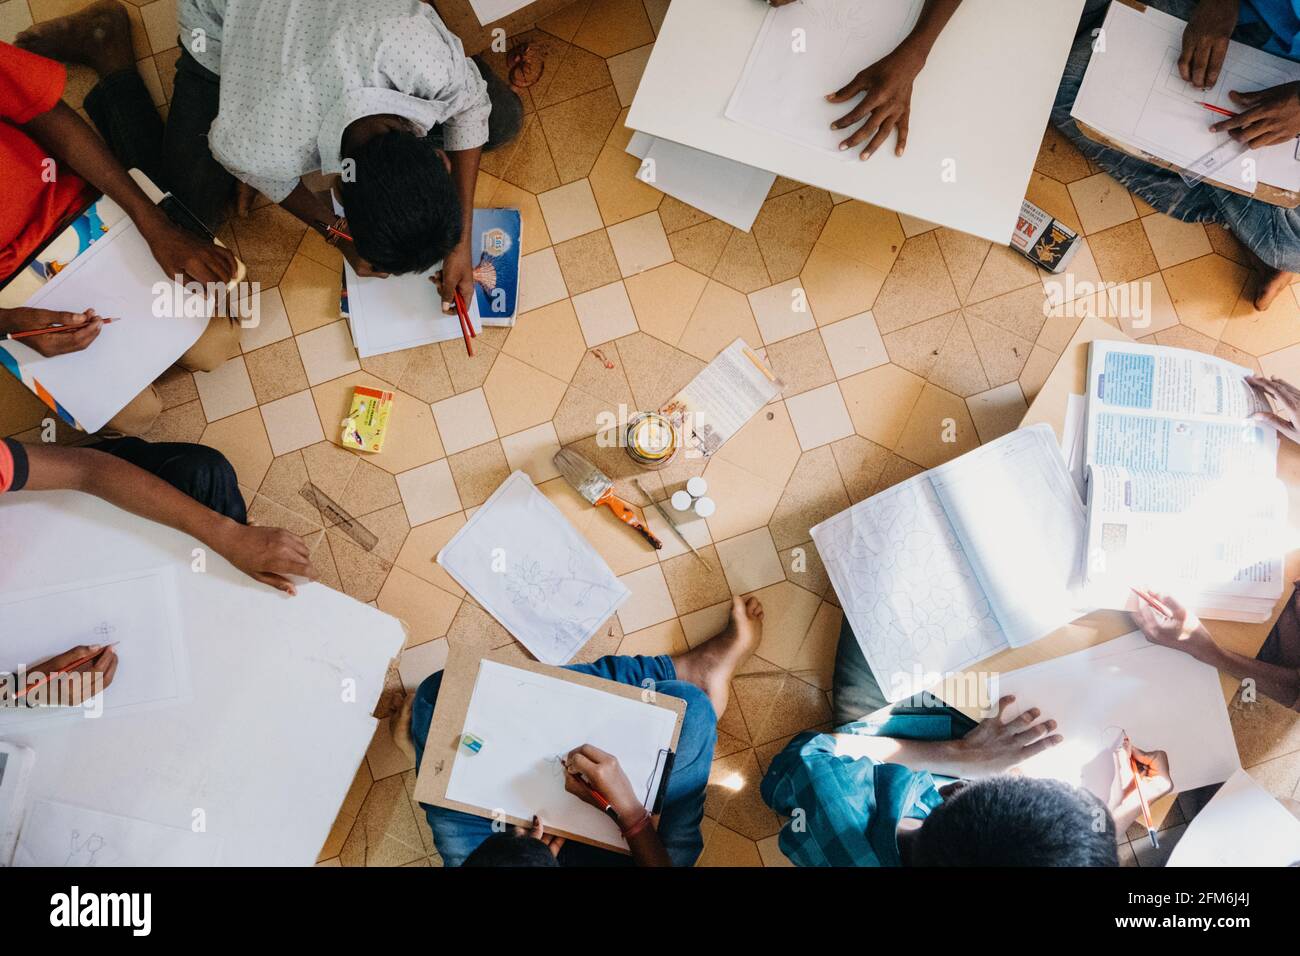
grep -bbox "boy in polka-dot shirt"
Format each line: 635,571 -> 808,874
173,0 -> 523,309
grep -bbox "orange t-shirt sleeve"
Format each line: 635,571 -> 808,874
0,40 -> 67,125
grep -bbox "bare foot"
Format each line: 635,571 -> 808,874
1236,233 -> 1295,311
15,0 -> 135,78
671,595 -> 764,716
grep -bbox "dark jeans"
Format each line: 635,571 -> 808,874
87,47 -> 525,234
89,436 -> 247,524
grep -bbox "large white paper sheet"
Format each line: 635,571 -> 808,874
468,0 -> 531,25
437,471 -> 629,664
14,799 -> 221,867
812,425 -> 1085,702
1072,3 -> 1300,192
343,259 -> 480,357
445,660 -> 678,849
628,0 -> 1086,243
0,567 -> 189,728
626,133 -> 777,232
726,0 -> 923,157
994,632 -> 1240,801
1167,769 -> 1300,867
7,218 -> 209,433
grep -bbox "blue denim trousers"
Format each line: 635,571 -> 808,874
1054,0 -> 1300,272
410,654 -> 716,867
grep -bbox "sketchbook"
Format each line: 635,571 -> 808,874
12,799 -> 221,867
2,215 -> 211,434
1081,341 -> 1285,622
994,632 -> 1241,801
442,659 -> 679,851
626,132 -> 776,232
725,0 -> 924,158
436,471 -> 629,665
0,567 -> 190,728
341,207 -> 521,357
1072,2 -> 1300,193
811,424 -> 1087,702
1167,769 -> 1300,867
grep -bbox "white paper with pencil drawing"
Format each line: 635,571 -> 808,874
445,660 -> 678,850
4,217 -> 210,433
993,632 -> 1240,801
726,0 -> 924,157
0,567 -> 190,728
436,471 -> 629,665
660,338 -> 781,458
1071,2 -> 1300,192
13,799 -> 221,867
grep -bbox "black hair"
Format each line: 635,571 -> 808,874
339,129 -> 463,275
909,775 -> 1119,867
462,832 -> 560,868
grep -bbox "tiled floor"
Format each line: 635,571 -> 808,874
4,0 -> 1300,868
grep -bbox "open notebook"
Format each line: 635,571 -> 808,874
811,424 -> 1086,702
1082,341 -> 1286,622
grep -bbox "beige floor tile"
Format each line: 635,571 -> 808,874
714,400 -> 802,488
445,600 -> 514,654
734,670 -> 831,744
895,384 -> 980,469
820,311 -> 889,379
1111,272 -> 1179,338
154,366 -> 198,411
679,600 -> 733,648
696,820 -> 762,867
699,458 -> 786,542
645,499 -> 713,563
614,330 -> 704,410
658,195 -> 713,234
482,353 -> 568,434
240,286 -> 293,352
0,0 -> 33,44
570,0 -> 655,56
538,86 -> 622,183
882,311 -> 958,380
1042,238 -> 1104,309
200,408 -> 273,491
607,210 -> 672,277
716,527 -> 785,596
607,42 -> 653,106
624,262 -> 708,346
588,140 -> 664,226
791,601 -> 843,689
966,282 -> 1050,343
616,563 -> 677,633
1258,340 -> 1300,381
339,775 -> 425,867
966,244 -> 1042,307
1221,284 -> 1300,356
780,382 -> 852,452
816,201 -> 905,275
499,421 -> 562,483
447,440 -> 510,509
935,227 -> 991,303
929,315 -> 991,398
244,338 -> 309,405
572,280 -> 639,346
395,459 -> 461,527
748,278 -> 817,344
756,834 -> 793,867
339,457 -> 402,518
1152,323 -> 1218,354
712,227 -> 771,294
376,566 -> 461,649
767,447 -> 850,549
839,363 -> 926,447
431,388 -> 498,456
260,388 -> 325,455
537,178 -> 604,243
441,337 -> 502,395
1024,170 -> 1083,235
871,232 -> 960,334
231,205 -> 308,289
752,185 -> 833,282
1214,340 -> 1261,374
137,0 -> 176,53
193,354 -> 256,421
965,313 -> 1033,388
747,580 -> 822,669
552,229 -> 621,295
1019,344 -> 1061,404
618,616 -> 690,656
394,513 -> 467,597
1164,252 -> 1253,343
502,298 -> 588,382
487,179 -> 551,255
898,213 -> 939,237
312,373 -> 443,474
518,246 -> 571,315
296,320 -> 360,386
669,218 -> 731,274
1035,126 -> 1093,183
708,748 -> 783,840
497,113 -> 560,194
678,280 -> 763,361
967,382 -> 1029,443
800,242 -> 886,326
1142,213 -> 1212,270
279,255 -> 343,335
1068,171 -> 1139,235
1090,219 -> 1160,285
296,227 -> 343,273
830,434 -> 892,503
764,329 -> 835,397
142,398 -> 207,443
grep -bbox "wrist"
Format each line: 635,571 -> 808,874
195,511 -> 240,556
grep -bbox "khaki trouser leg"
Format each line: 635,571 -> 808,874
178,315 -> 240,373
104,384 -> 163,436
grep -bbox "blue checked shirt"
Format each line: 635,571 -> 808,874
760,712 -> 962,867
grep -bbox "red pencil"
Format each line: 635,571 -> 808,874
1130,587 -> 1173,619
453,289 -> 475,357
7,317 -> 118,340
1198,100 -> 1237,118
12,643 -> 117,700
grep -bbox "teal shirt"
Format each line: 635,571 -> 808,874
760,710 -> 964,867
1242,0 -> 1300,59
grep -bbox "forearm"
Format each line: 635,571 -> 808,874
25,445 -> 237,553
22,103 -> 167,237
446,147 -> 482,249
832,733 -> 984,779
1197,640 -> 1300,709
279,181 -> 337,234
901,0 -> 962,60
625,821 -> 673,867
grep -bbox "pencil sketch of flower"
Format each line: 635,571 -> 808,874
505,559 -> 553,607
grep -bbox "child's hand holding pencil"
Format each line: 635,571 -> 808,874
1,643 -> 119,708
0,306 -> 106,357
